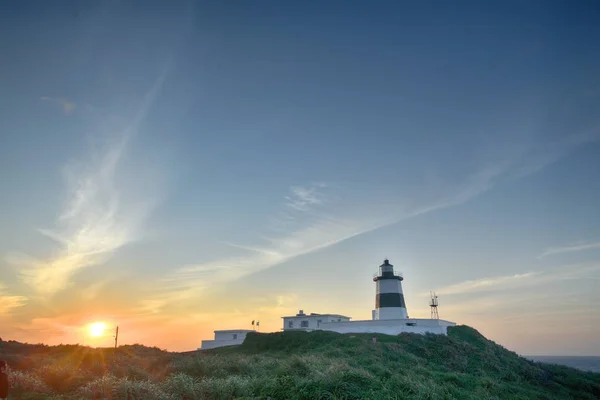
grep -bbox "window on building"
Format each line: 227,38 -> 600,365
300,320 -> 309,328
288,321 -> 293,328
338,318 -> 341,322
317,319 -> 322,325
233,334 -> 238,340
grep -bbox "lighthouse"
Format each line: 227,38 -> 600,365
372,259 -> 408,320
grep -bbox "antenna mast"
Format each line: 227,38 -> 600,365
114,326 -> 119,349
429,292 -> 439,319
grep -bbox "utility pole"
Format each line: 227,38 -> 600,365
114,326 -> 119,349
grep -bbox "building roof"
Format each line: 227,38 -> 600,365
214,329 -> 255,333
281,313 -> 351,319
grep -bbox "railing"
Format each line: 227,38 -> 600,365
373,270 -> 403,280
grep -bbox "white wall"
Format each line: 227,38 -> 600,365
376,279 -> 404,294
199,330 -> 254,350
283,314 -> 350,331
214,330 -> 253,341
376,307 -> 408,320
409,319 -> 456,327
318,318 -> 456,336
200,338 -> 246,350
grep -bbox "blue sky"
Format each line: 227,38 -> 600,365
0,0 -> 599,354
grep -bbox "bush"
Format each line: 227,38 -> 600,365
111,378 -> 168,400
0,326 -> 598,400
8,370 -> 52,395
161,373 -> 201,399
77,374 -> 119,399
34,364 -> 88,393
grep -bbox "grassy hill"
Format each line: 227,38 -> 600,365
0,325 -> 598,399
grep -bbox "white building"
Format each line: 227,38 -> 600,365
281,259 -> 456,336
281,310 -> 351,331
199,329 -> 254,350
199,258 -> 456,350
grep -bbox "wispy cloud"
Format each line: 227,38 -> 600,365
146,112 -> 600,313
538,241 -> 600,259
144,184 -> 389,312
18,137 -> 152,295
16,72 -> 169,296
41,96 -> 77,115
152,170 -> 507,311
0,283 -> 27,315
285,182 -> 328,212
433,263 -> 600,296
434,272 -> 540,296
80,279 -> 112,301
275,293 -> 299,308
434,290 -> 599,330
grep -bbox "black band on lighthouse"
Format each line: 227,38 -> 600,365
376,293 -> 406,308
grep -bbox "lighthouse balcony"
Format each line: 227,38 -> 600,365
373,271 -> 403,281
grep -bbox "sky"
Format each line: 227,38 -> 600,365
0,0 -> 599,356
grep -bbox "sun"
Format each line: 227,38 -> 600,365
88,322 -> 107,337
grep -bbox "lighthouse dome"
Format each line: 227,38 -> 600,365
379,258 -> 395,274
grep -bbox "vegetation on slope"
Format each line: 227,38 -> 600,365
0,325 -> 598,399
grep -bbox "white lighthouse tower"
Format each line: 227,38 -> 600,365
372,259 -> 408,320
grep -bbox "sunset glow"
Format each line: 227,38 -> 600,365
88,322 -> 107,337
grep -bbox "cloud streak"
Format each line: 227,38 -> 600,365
0,283 -> 28,315
285,182 -> 328,212
433,263 -> 600,296
166,219 -> 378,292
151,169 -> 512,313
144,184 -> 388,312
17,72 -> 169,296
150,148 -> 581,310
146,101 -> 600,313
18,137 -> 149,294
434,272 -> 540,296
538,241 -> 600,259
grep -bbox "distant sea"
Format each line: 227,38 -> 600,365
526,356 -> 600,373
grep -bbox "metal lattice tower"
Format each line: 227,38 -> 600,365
429,292 -> 439,319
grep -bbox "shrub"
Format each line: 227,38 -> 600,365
34,364 -> 88,393
111,378 -> 168,400
77,374 -> 119,399
161,373 -> 201,399
1,326 -> 599,399
8,370 -> 52,395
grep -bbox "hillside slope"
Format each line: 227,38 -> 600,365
221,325 -> 599,400
0,325 -> 598,399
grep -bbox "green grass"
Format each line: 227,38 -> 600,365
0,325 -> 598,399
